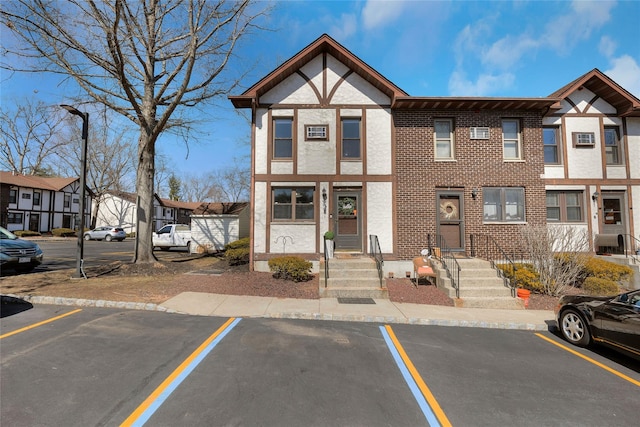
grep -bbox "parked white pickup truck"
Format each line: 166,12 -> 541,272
152,224 -> 191,251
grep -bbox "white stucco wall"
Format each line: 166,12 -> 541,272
628,118 -> 640,179
261,73 -> 319,104
564,116 -> 603,179
270,223 -> 316,253
366,108 -> 392,175
95,195 -> 137,233
366,182 -> 393,253
297,109 -> 337,175
331,72 -> 390,105
340,161 -> 363,175
255,109 -> 268,175
253,182 -> 267,253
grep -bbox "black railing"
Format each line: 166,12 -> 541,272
369,234 -> 384,287
621,234 -> 640,264
470,234 -> 519,296
426,234 -> 460,298
323,236 -> 330,288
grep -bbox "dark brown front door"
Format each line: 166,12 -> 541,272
334,191 -> 362,251
436,192 -> 464,250
29,213 -> 39,232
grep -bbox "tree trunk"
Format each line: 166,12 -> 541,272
133,130 -> 156,263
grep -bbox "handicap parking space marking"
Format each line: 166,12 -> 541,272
380,325 -> 452,427
0,308 -> 83,339
535,333 -> 640,387
121,317 -> 242,427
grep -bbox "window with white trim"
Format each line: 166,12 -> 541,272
7,212 -> 23,224
64,194 -> 70,208
483,187 -> 525,222
273,188 -> 315,221
33,191 -> 41,206
502,119 -> 522,160
9,189 -> 17,204
434,119 -> 454,159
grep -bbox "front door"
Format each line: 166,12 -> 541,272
601,193 -> 627,253
436,192 -> 464,250
334,191 -> 362,251
29,213 -> 39,232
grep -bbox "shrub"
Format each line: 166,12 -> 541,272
52,228 -> 77,237
268,256 -> 312,282
582,257 -> 633,283
324,231 -> 334,240
224,237 -> 250,265
583,276 -> 620,296
496,263 -> 543,293
13,230 -> 41,237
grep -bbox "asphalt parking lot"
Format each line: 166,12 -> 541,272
1,304 -> 639,426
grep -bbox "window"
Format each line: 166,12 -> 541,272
22,193 -> 31,199
483,187 -> 525,222
546,191 -> 583,222
305,125 -> 328,141
33,191 -> 41,206
64,194 -> 70,208
434,119 -> 454,159
273,118 -> 293,158
543,127 -> 560,164
273,188 -> 314,221
9,189 -> 17,204
73,198 -> 79,204
604,127 -> 621,165
502,119 -> 522,160
341,118 -> 361,159
572,132 -> 595,147
7,212 -> 23,224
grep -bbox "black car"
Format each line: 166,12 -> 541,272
555,289 -> 640,359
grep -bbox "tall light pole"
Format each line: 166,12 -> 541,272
61,104 -> 89,279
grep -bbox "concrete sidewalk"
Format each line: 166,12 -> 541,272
159,292 -> 555,331
9,292 -> 556,331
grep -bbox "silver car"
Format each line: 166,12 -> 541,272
83,226 -> 126,242
0,226 -> 44,273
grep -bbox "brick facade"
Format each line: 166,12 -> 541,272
394,109 -> 547,259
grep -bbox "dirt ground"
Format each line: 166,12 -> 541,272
0,254 -> 559,310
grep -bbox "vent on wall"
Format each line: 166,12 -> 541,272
470,127 -> 490,139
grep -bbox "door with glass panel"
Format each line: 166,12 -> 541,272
333,191 -> 362,251
436,192 -> 464,250
602,193 -> 626,253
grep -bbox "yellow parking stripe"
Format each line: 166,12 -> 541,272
0,309 -> 83,339
384,325 -> 453,427
535,333 -> 640,387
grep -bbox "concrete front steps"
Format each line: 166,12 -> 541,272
434,258 -> 524,309
319,256 -> 388,299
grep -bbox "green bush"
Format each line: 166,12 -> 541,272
268,256 -> 312,282
13,230 -> 41,237
582,257 -> 633,283
52,228 -> 77,237
583,276 -> 620,296
496,263 -> 543,293
224,237 -> 250,265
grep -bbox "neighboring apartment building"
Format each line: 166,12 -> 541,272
0,171 -> 91,233
230,34 -> 640,273
94,190 -> 201,233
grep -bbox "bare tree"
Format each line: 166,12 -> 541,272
0,99 -> 67,175
180,172 -> 214,202
519,225 -> 591,296
207,161 -> 250,202
1,0 -> 268,262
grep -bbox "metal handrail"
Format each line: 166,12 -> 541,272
426,234 -> 461,298
470,234 -> 519,296
323,236 -> 330,288
621,234 -> 640,264
369,234 -> 384,287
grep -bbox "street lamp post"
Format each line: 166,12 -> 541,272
61,104 -> 89,279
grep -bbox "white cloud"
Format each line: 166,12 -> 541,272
329,13 -> 358,40
448,70 -> 515,97
362,0 -> 406,30
482,34 -> 539,70
604,55 -> 640,98
598,36 -> 617,58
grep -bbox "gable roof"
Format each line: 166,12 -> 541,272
0,171 -> 78,191
192,202 -> 249,216
229,34 -> 408,108
549,68 -> 640,117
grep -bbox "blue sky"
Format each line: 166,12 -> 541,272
2,0 -> 639,190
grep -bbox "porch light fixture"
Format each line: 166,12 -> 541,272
592,191 -> 600,202
471,188 -> 479,200
322,188 -> 327,213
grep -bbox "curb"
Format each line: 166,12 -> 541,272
3,294 -> 551,331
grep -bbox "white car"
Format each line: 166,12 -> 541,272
83,226 -> 126,242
